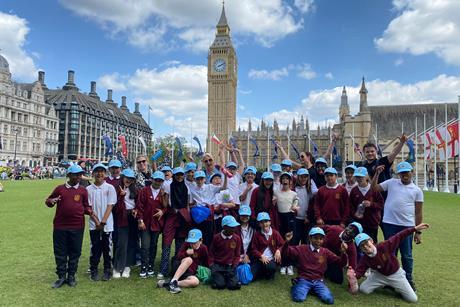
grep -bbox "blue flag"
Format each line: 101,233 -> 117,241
102,135 -> 113,157
309,138 -> 319,158
151,149 -> 163,162
271,138 -> 278,160
229,136 -> 238,149
406,139 -> 415,163
332,145 -> 341,165
249,137 -> 260,157
175,137 -> 183,158
192,136 -> 203,157
291,142 -> 301,160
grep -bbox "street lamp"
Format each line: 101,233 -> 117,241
12,127 -> 18,165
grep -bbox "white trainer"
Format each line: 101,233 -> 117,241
287,266 -> 294,276
280,266 -> 287,275
122,267 -> 130,278
112,269 -> 121,279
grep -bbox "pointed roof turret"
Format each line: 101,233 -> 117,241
218,2 -> 228,27
359,77 -> 368,94
211,1 -> 232,48
359,77 -> 368,112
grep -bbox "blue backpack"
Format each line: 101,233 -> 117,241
190,206 -> 211,224
236,263 -> 253,285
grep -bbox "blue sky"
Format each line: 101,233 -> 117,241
1,0 -> 459,142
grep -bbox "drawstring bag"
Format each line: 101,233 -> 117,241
196,265 -> 211,284
191,206 -> 211,224
236,263 -> 253,285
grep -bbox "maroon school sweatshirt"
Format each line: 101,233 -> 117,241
323,225 -> 358,269
176,243 -> 209,274
136,186 -> 166,232
355,227 -> 416,279
46,184 -> 92,230
250,228 -> 285,259
348,186 -> 384,229
209,232 -> 241,267
314,184 -> 349,225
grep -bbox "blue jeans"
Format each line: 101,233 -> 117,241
382,223 -> 413,282
291,278 -> 334,304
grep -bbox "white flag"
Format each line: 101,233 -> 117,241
138,135 -> 147,152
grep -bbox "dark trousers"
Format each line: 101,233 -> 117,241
325,262 -> 344,284
278,212 -> 295,237
53,229 -> 84,278
211,264 -> 241,290
292,218 -> 311,245
113,215 -> 138,271
140,230 -> 160,268
197,220 -> 214,248
89,230 -> 112,272
251,259 -> 276,280
363,226 -> 379,243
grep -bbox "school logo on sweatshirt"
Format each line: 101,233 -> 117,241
230,241 -> 237,249
272,239 -> 276,247
335,193 -> 340,200
318,255 -> 325,264
74,194 -> 81,202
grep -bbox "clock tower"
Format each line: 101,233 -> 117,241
207,3 -> 237,158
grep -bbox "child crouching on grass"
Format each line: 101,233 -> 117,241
45,164 -> 95,288
283,227 -> 348,304
351,223 -> 430,303
157,229 -> 209,294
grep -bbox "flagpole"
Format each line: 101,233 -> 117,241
308,129 -> 311,153
401,122 -> 404,163
267,124 -> 270,171
352,123 -> 355,164
246,127 -> 250,167
423,113 -> 428,191
415,117 -> 418,187
458,95 -> 460,194
433,108 -> 439,192
443,103 -> 450,192
329,127 -> 333,167
287,131 -> 291,158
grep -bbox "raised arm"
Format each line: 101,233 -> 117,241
276,141 -> 302,168
387,134 -> 407,164
322,133 -> 336,159
370,165 -> 384,193
234,148 -> 245,175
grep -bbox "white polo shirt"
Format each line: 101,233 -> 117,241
87,181 -> 117,232
381,178 -> 424,227
238,182 -> 259,206
227,173 -> 242,205
189,184 -> 221,206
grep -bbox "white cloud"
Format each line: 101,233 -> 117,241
59,0 -> 311,52
97,72 -> 127,91
0,12 -> 38,81
375,0 -> 460,66
294,63 -> 316,80
239,89 -> 252,95
325,72 -> 334,79
248,67 -> 289,81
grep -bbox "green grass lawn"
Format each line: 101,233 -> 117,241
0,179 -> 459,306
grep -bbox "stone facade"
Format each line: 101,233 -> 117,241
0,54 -> 59,166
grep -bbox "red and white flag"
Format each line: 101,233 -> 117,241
211,134 -> 221,145
118,135 -> 128,157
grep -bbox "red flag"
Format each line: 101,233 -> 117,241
118,135 -> 128,157
211,134 -> 221,145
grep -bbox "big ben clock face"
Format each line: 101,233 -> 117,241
213,58 -> 226,72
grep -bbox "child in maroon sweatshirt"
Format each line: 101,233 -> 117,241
158,229 -> 209,294
45,164 -> 94,288
352,223 -> 430,303
250,212 -> 284,281
314,167 -> 349,227
209,216 -> 242,290
283,227 -> 348,304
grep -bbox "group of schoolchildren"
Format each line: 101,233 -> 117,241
45,142 -> 429,304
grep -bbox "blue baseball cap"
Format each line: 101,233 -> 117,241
238,205 -> 252,216
222,215 -> 240,228
309,227 -> 325,236
185,162 -> 197,172
256,212 -> 270,222
92,163 -> 107,172
280,172 -> 292,179
355,233 -> 372,247
315,157 -> 327,165
324,167 -> 338,175
353,167 -> 368,177
108,159 -> 122,168
210,172 -> 222,181
67,164 -> 84,174
152,171 -> 165,181
261,171 -> 274,180
345,164 -> 357,171
226,161 -> 238,169
270,163 -> 282,172
121,168 -> 135,178
161,165 -> 172,172
349,222 -> 363,234
194,170 -> 206,179
297,168 -> 309,176
173,167 -> 185,175
186,229 -> 202,243
281,159 -> 292,167
397,161 -> 413,173
243,166 -> 257,175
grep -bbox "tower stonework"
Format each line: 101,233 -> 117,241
207,4 -> 237,159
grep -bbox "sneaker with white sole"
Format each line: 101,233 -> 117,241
280,266 -> 287,275
112,269 -> 121,279
147,265 -> 154,277
122,267 -> 130,278
287,266 -> 294,276
139,266 -> 147,278
157,273 -> 164,280
168,280 -> 181,294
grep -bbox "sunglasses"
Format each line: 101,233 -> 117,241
203,159 -> 213,163
154,179 -> 164,182
137,160 -> 146,164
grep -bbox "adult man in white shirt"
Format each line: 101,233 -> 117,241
371,161 -> 423,291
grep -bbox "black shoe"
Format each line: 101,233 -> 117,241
90,270 -> 99,281
409,280 -> 417,292
67,275 -> 77,287
168,280 -> 181,294
139,266 -> 147,278
52,277 -> 67,289
102,270 -> 111,281
147,265 -> 154,277
157,279 -> 170,288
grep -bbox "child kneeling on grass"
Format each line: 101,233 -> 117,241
158,229 -> 209,294
209,215 -> 242,290
351,223 -> 430,303
283,227 -> 348,304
